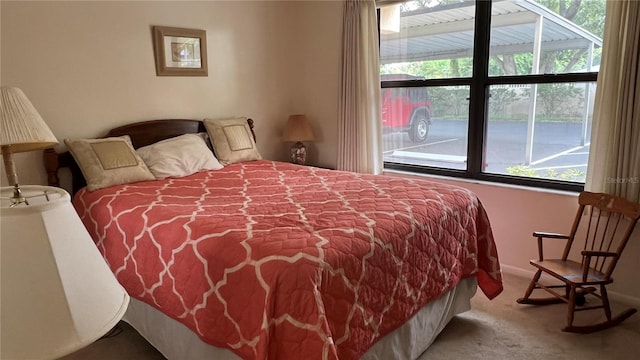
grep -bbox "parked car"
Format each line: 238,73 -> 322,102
381,74 -> 432,143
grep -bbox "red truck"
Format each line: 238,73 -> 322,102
381,74 -> 432,143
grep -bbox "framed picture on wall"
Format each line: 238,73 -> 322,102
152,26 -> 208,76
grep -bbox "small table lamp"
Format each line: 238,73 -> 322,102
282,114 -> 315,165
1,86 -> 58,205
0,86 -> 130,359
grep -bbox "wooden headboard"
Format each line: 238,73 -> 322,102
43,118 -> 256,195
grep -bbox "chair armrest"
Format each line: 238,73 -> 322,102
532,231 -> 570,239
532,231 -> 570,261
581,250 -> 617,257
580,251 -> 618,281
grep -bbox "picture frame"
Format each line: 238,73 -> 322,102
152,26 -> 208,76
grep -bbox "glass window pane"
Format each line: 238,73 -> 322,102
483,82 -> 596,182
489,0 -> 604,76
379,1 -> 474,80
382,86 -> 469,170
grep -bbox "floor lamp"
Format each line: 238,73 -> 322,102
1,86 -> 130,359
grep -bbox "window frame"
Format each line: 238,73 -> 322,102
379,0 -> 598,192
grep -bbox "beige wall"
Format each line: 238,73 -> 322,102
2,0 -> 638,303
280,1 -> 342,169
1,0 -> 341,186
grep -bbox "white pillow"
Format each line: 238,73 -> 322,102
136,133 -> 223,179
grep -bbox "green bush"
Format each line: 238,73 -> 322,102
505,164 -> 585,182
537,83 -> 584,117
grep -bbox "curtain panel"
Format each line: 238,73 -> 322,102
337,0 -> 383,174
586,0 -> 640,202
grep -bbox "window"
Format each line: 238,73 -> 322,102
379,0 -> 605,191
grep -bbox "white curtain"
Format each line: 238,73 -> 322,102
586,0 -> 640,203
337,0 -> 383,174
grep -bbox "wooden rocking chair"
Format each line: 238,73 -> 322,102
517,191 -> 640,333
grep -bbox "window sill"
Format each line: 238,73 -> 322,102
383,168 -> 580,197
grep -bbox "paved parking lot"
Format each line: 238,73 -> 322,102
383,119 -> 590,181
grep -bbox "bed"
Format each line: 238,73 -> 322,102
44,118 -> 503,360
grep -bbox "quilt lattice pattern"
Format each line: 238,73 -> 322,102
74,160 -> 502,360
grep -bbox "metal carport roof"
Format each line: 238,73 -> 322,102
380,0 -> 603,64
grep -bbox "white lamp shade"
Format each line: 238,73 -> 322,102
282,114 -> 315,142
1,186 -> 130,360
1,87 -> 58,152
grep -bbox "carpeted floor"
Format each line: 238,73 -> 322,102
62,272 -> 640,359
419,273 -> 640,360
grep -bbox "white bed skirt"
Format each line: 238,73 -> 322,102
123,277 -> 477,360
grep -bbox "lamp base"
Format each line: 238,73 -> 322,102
290,141 -> 307,165
9,184 -> 27,206
1,185 -> 60,207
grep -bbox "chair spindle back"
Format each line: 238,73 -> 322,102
564,192 -> 640,279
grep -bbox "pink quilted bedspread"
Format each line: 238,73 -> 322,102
74,160 -> 502,360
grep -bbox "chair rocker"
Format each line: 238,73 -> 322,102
517,191 -> 640,333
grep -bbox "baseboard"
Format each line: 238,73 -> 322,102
500,264 -> 532,279
500,263 -> 640,308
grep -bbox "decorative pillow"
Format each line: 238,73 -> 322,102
136,133 -> 223,179
203,117 -> 262,165
65,135 -> 155,191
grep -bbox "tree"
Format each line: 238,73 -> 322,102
400,0 -> 432,12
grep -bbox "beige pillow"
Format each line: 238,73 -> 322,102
136,133 -> 223,179
203,117 -> 262,165
65,135 -> 155,191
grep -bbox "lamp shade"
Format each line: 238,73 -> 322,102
1,86 -> 58,152
0,185 -> 130,360
282,114 -> 315,142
